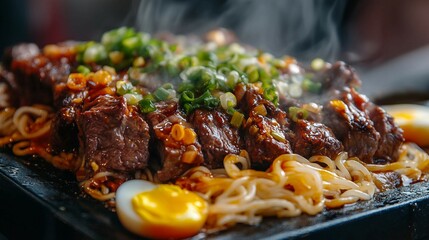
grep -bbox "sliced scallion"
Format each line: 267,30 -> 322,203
153,87 -> 171,101
138,98 -> 156,113
116,81 -> 134,95
289,106 -> 309,122
77,65 -> 90,75
124,93 -> 143,105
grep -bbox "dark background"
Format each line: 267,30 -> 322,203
2,0 -> 429,100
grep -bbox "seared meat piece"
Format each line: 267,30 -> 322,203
146,101 -> 204,182
345,89 -> 404,163
323,90 -> 380,163
237,84 -> 292,169
77,95 -> 150,175
338,88 -> 403,163
0,44 -> 39,107
50,78 -> 89,153
189,109 -> 243,169
369,106 -> 404,163
244,114 -> 292,169
290,119 -> 343,159
1,43 -> 76,107
51,107 -> 79,153
2,43 -> 40,69
372,171 -> 403,191
318,61 -> 361,94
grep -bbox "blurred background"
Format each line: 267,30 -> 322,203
1,0 -> 429,102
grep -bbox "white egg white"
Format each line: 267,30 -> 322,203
116,180 -> 156,236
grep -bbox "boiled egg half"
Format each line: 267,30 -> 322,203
383,104 -> 429,146
116,180 -> 208,239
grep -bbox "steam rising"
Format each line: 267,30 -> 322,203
128,0 -> 349,61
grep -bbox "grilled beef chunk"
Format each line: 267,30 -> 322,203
368,105 -> 404,163
237,84 -> 292,169
1,43 -> 75,107
77,95 -> 150,174
323,90 -> 380,163
372,171 -> 403,191
290,119 -> 343,159
146,101 -> 204,182
190,109 -> 243,169
2,43 -> 40,69
319,61 -> 361,94
344,88 -> 404,163
244,114 -> 292,169
51,107 -> 79,153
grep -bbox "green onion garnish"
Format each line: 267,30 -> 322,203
153,87 -> 171,101
124,93 -> 143,105
138,98 -> 156,113
289,106 -> 309,122
302,78 -> 322,94
116,81 -> 134,96
77,65 -> 90,75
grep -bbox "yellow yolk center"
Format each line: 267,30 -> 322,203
131,185 -> 208,239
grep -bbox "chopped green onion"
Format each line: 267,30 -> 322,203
180,90 -> 195,103
178,56 -> 199,69
162,83 -> 174,90
138,98 -> 156,113
219,92 -> 237,110
179,90 -> 219,114
153,87 -> 171,101
197,51 -> 217,63
122,36 -> 141,53
102,27 -> 136,51
116,81 -> 134,95
226,106 -> 236,115
83,43 -> 107,64
302,78 -> 322,94
77,65 -> 90,75
289,107 -> 309,122
143,93 -> 155,101
230,111 -> 244,128
198,90 -> 219,109
263,87 -> 279,106
311,58 -> 325,71
167,89 -> 177,99
259,68 -> 270,84
226,70 -> 239,89
247,66 -> 259,83
124,93 -> 143,105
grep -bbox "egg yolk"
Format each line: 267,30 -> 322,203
132,184 -> 208,239
390,110 -> 429,146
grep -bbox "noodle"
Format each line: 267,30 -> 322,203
179,144 -> 429,229
13,106 -> 52,139
80,171 -> 123,201
0,107 -> 16,135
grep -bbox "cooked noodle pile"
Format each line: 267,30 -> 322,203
179,145 -> 429,229
0,105 -> 75,170
1,105 -> 429,230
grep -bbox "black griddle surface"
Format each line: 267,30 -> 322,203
1,151 -> 429,240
